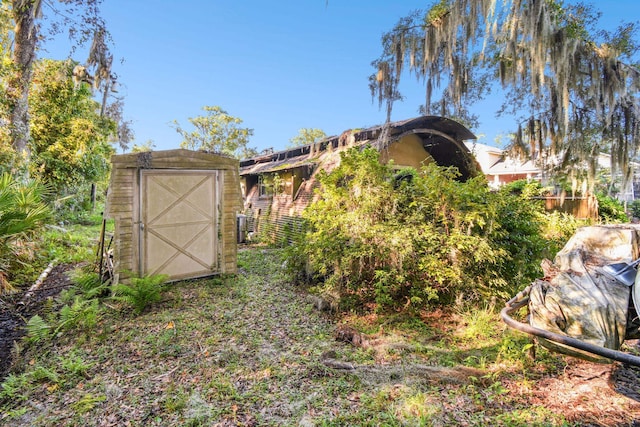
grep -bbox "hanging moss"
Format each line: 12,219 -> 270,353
371,0 -> 640,195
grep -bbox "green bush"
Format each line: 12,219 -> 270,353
540,211 -> 588,256
596,193 -> 628,223
0,173 -> 51,293
290,147 -> 548,313
486,183 -> 548,296
500,179 -> 548,196
69,270 -> 108,300
111,274 -> 169,315
630,199 -> 640,220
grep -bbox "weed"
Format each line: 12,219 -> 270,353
0,373 -> 29,400
496,330 -> 537,365
163,386 -> 189,413
495,406 -> 568,426
58,296 -> 101,333
348,347 -> 376,364
470,372 -> 509,403
463,355 -> 490,369
25,292 -> 102,351
72,393 -> 106,414
152,329 -> 184,358
59,352 -> 93,379
70,269 -> 108,299
454,301 -> 500,342
39,222 -> 107,264
111,273 -> 169,314
1,406 -> 28,420
395,391 -> 442,424
28,365 -> 59,384
0,364 -> 60,403
25,314 -> 52,343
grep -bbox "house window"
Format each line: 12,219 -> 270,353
258,175 -> 272,198
259,173 -> 293,197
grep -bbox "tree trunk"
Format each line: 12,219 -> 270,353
10,0 -> 40,168
90,182 -> 96,211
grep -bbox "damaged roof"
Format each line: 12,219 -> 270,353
239,116 -> 477,178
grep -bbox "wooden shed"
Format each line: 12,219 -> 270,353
104,149 -> 242,284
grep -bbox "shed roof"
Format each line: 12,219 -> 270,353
111,148 -> 239,170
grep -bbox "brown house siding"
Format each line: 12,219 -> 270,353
240,116 -> 478,244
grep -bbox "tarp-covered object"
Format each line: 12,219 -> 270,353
529,225 -> 640,362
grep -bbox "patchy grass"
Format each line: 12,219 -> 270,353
1,247 -> 639,426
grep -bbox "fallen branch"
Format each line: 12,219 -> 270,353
18,261 -> 57,308
356,364 -> 486,385
152,366 -> 179,381
321,358 -> 355,371
320,357 -> 485,384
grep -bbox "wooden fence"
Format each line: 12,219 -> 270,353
538,196 -> 598,220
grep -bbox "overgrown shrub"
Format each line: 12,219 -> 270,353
500,179 -> 549,196
540,211 -> 589,256
26,297 -> 101,344
290,147 -> 548,313
481,183 -> 548,297
596,193 -> 628,223
630,199 -> 640,220
0,173 -> 51,293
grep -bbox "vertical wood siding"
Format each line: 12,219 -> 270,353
104,149 -> 241,283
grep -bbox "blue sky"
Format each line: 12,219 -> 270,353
41,0 -> 640,153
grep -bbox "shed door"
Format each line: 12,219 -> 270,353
140,170 -> 219,280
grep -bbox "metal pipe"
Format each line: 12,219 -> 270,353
501,286 -> 640,367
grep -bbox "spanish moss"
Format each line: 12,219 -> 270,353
371,0 -> 640,195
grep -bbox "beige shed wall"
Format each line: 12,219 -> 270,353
104,149 -> 241,283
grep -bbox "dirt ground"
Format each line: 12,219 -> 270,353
1,261 -> 640,426
0,264 -> 75,377
514,358 -> 640,426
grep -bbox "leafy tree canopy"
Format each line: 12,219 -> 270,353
288,128 -> 327,148
28,59 -> 115,195
371,0 -> 640,195
4,0 -> 115,171
131,140 -> 156,153
173,105 -> 256,159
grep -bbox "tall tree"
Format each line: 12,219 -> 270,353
5,0 -> 111,172
0,4 -> 15,169
288,128 -> 327,148
29,59 -> 115,196
8,0 -> 42,163
371,0 -> 640,195
173,106 -> 256,159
